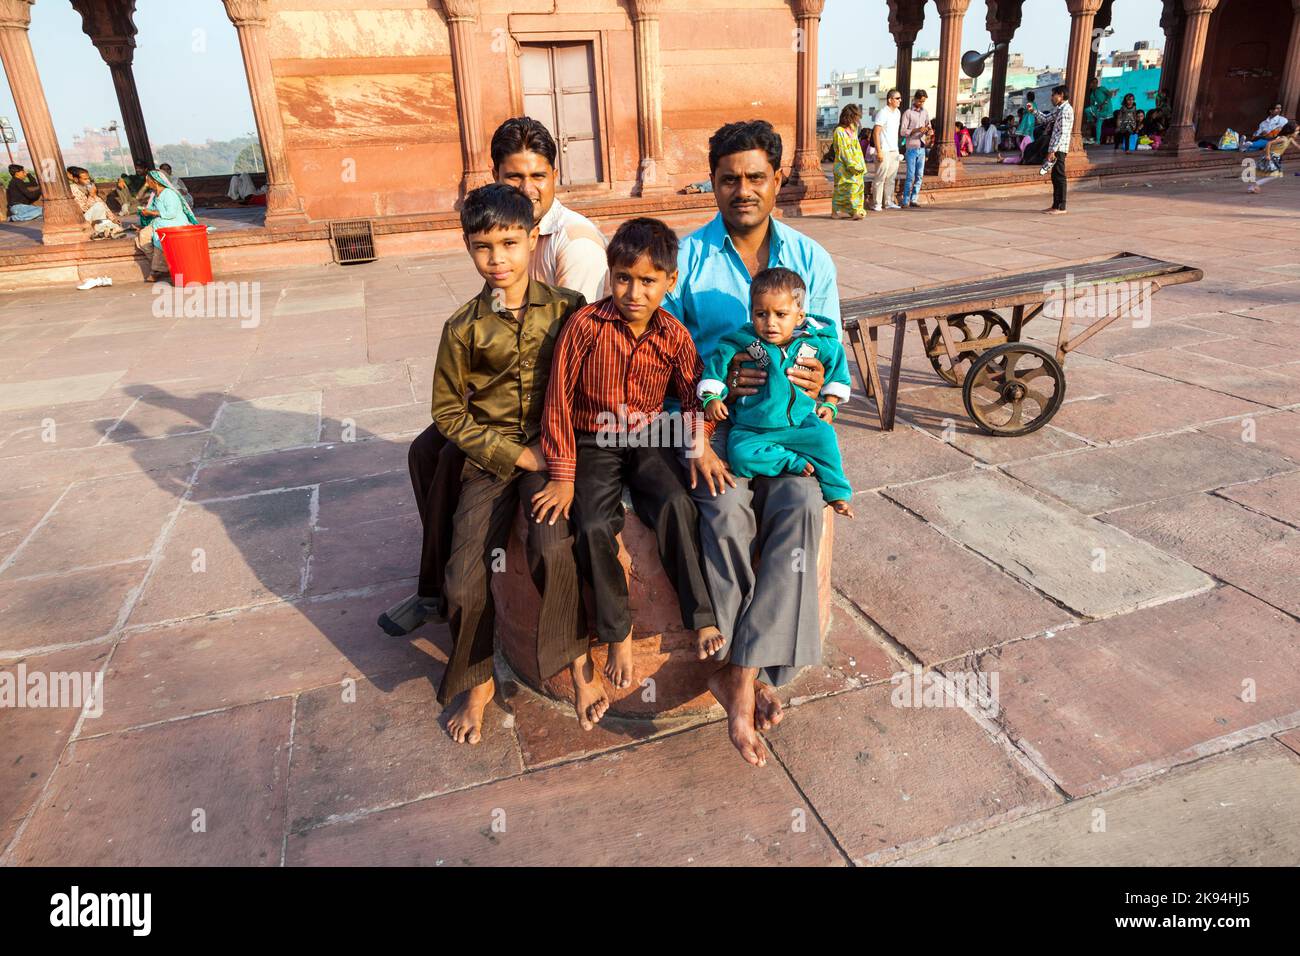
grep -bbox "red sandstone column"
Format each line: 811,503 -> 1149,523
0,0 -> 85,243
1280,0 -> 1300,119
887,0 -> 924,106
629,0 -> 670,196
926,0 -> 971,177
442,0 -> 493,196
71,0 -> 153,169
1165,0 -> 1220,154
1064,0 -> 1102,159
1159,0 -> 1185,105
986,0 -> 1024,124
222,0 -> 308,225
787,0 -> 826,189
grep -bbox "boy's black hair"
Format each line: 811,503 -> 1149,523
7,164 -> 22,176
913,89 -> 927,101
460,183 -> 535,237
490,116 -> 558,170
606,217 -> 678,274
708,120 -> 782,175
1052,85 -> 1069,99
750,267 -> 806,307
1026,91 -> 1036,102
1283,122 -> 1297,136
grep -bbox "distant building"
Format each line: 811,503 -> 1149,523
1110,42 -> 1163,73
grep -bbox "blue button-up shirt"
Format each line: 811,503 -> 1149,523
663,212 -> 841,364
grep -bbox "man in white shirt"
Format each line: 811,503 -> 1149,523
1045,85 -> 1074,215
1247,104 -> 1289,150
381,116 -> 609,637
972,117 -> 1000,154
872,89 -> 904,211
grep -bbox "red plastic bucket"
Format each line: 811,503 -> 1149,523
156,224 -> 212,286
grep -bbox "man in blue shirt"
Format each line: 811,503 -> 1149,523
664,120 -> 840,768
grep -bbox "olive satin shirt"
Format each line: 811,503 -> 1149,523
431,279 -> 586,479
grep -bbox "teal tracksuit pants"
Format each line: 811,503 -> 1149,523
728,413 -> 852,503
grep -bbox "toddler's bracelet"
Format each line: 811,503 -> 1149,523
817,401 -> 838,420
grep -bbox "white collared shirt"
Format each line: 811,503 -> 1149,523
1256,114 -> 1288,138
530,196 -> 608,303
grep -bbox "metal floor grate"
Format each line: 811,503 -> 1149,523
329,219 -> 377,264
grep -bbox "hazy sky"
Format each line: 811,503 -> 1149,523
0,0 -> 1166,151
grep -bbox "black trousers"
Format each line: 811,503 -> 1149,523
439,466 -> 587,704
572,432 -> 716,644
1052,151 -> 1068,210
408,423 -> 464,607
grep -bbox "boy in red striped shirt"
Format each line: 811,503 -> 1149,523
533,219 -> 730,690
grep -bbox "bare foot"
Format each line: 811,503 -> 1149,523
831,499 -> 855,517
695,624 -> 725,661
707,664 -> 768,767
800,460 -> 815,477
604,638 -> 634,690
446,677 -> 494,745
754,680 -> 784,732
570,652 -> 609,731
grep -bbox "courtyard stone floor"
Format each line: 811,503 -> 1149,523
1,173 -> 1299,867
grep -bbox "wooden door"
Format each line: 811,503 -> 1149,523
519,42 -> 602,186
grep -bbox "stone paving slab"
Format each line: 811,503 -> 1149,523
981,586 -> 1300,797
0,435 -> 207,499
0,560 -> 148,655
206,391 -> 322,460
1217,471 -> 1300,526
1102,492 -> 1300,617
837,420 -> 973,491
886,471 -> 1212,618
288,670 -> 520,833
0,488 -> 63,565
0,418 -> 117,458
830,493 -> 1069,664
9,700 -> 292,866
129,487 -> 314,625
1197,410 -> 1300,463
898,384 -> 1089,464
897,740 -> 1300,866
764,685 -> 1060,865
1003,430 -> 1297,514
1049,381 -> 1263,445
0,472 -> 182,580
0,370 -> 125,413
97,586 -> 438,735
190,440 -> 408,500
0,642 -> 113,853
1278,730 -> 1300,757
306,515 -> 420,596
288,720 -> 845,866
1117,348 -> 1300,408
1182,335 -> 1297,369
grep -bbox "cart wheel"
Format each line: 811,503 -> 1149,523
962,343 -> 1066,436
927,311 -> 1010,386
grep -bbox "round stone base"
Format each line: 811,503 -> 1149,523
494,506 -> 835,719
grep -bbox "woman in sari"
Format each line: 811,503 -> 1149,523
136,169 -> 201,282
1114,94 -> 1139,152
831,104 -> 866,220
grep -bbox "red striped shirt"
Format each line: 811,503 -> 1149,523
542,297 -> 708,482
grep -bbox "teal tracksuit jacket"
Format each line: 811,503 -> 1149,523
698,319 -> 853,502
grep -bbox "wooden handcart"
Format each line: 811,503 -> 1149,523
842,252 -> 1204,436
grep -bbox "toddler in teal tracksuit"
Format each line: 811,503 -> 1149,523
698,267 -> 854,517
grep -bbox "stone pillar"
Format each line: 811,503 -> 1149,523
787,0 -> 826,189
1087,0 -> 1114,83
1280,0 -> 1300,119
629,0 -> 669,195
887,0 -> 924,105
71,0 -> 152,169
926,0 -> 971,177
1159,0 -> 1186,104
442,0 -> 492,196
222,0 -> 308,225
0,0 -> 85,244
986,1 -> 1024,123
1164,0 -> 1220,154
1064,0 -> 1103,158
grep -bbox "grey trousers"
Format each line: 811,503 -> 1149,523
689,420 -> 825,687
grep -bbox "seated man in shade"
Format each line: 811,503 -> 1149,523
6,164 -> 42,221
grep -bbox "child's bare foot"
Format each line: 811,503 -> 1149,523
800,461 -> 815,477
604,638 -> 634,689
831,499 -> 854,517
707,663 -> 768,767
446,677 -> 494,745
695,624 -> 725,660
570,652 -> 609,730
754,680 -> 784,731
